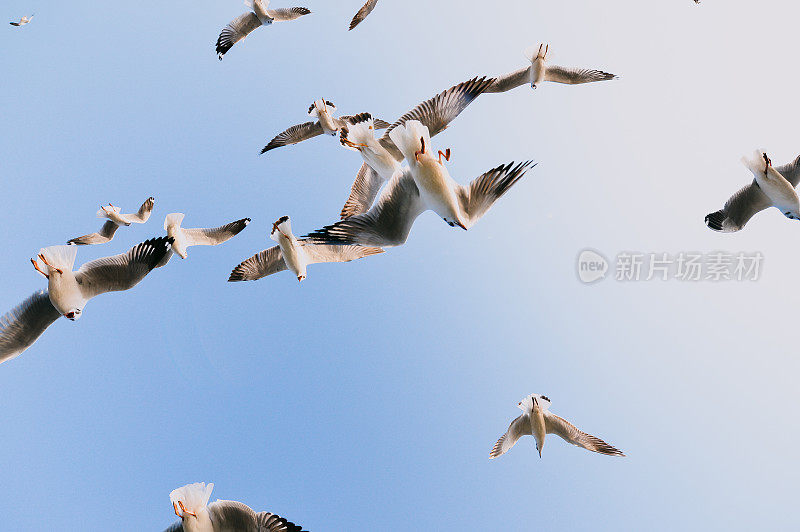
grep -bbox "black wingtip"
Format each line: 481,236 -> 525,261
705,210 -> 725,231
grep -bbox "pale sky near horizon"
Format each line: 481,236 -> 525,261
3,1 -> 800,530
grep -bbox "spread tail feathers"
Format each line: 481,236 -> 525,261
164,212 -> 185,231
169,482 -> 214,515
38,245 -> 77,272
388,120 -> 431,162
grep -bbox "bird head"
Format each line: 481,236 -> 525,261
64,308 -> 82,321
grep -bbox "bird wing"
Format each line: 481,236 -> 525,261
544,65 -> 617,84
266,7 -> 311,21
228,246 -> 287,282
75,237 -> 173,299
67,220 -> 120,245
305,168 -> 426,247
208,500 -> 260,529
216,12 -> 263,59
300,241 -> 384,264
705,180 -> 771,232
775,154 -> 800,187
261,121 -> 324,154
123,196 -> 155,223
379,76 -> 496,158
349,0 -> 379,30
482,65 -> 531,93
340,163 -> 385,219
544,412 -> 625,456
489,414 -> 530,459
256,511 -> 308,531
10,22 -> 21,26
0,291 -> 61,364
161,520 -> 183,532
456,161 -> 534,228
182,218 -> 250,247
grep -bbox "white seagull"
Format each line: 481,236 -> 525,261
67,197 -> 155,245
306,122 -> 533,248
0,238 -> 173,364
349,0 -> 379,30
490,394 -> 625,459
158,213 -> 251,266
483,43 -> 617,93
216,0 -> 311,60
260,100 -> 390,154
10,14 -> 34,26
337,76 -> 496,219
165,482 -> 306,532
229,216 -> 384,282
705,152 -> 800,232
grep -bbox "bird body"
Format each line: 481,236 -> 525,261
742,151 -> 800,220
270,216 -> 307,280
310,99 -> 340,135
162,213 -> 250,262
68,197 -> 154,246
10,15 -> 33,26
340,114 -> 402,180
490,393 -> 625,459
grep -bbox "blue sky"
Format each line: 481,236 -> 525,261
3,0 -> 800,530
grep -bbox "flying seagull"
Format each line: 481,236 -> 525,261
67,197 -> 155,246
10,14 -> 34,26
338,76 -> 496,219
216,0 -> 311,60
306,124 -> 534,248
229,216 -> 384,282
349,0 -> 379,30
483,43 -> 617,93
260,99 -> 390,154
490,394 -> 625,459
0,238 -> 172,364
165,482 -> 306,532
705,152 -> 800,232
157,213 -> 251,267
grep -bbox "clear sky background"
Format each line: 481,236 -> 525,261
3,0 -> 800,530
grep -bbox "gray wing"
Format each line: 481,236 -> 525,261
228,246 -> 287,281
75,237 -> 173,299
162,521 -> 183,532
208,500 -> 259,529
339,116 -> 390,130
267,7 -> 311,21
705,180 -> 771,232
482,66 -> 531,93
261,121 -> 324,154
124,196 -> 155,223
379,76 -> 497,158
0,291 -> 61,364
67,220 -> 120,245
256,511 -> 308,532
340,163 -> 385,219
456,161 -> 534,228
545,65 -> 617,84
216,12 -> 263,59
183,218 -> 250,247
489,414 -> 530,459
775,154 -> 800,187
349,0 -> 379,30
304,168 -> 426,247
301,241 -> 384,264
544,412 -> 625,456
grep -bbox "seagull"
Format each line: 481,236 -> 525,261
216,0 -> 311,60
305,128 -> 533,248
0,238 -> 173,364
157,213 -> 251,266
338,76 -> 496,219
165,482 -> 306,532
483,43 -> 617,93
228,216 -> 384,282
705,152 -> 800,232
260,100 -> 390,154
490,394 -> 625,459
67,197 -> 155,245
10,14 -> 34,26
349,0 -> 379,30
